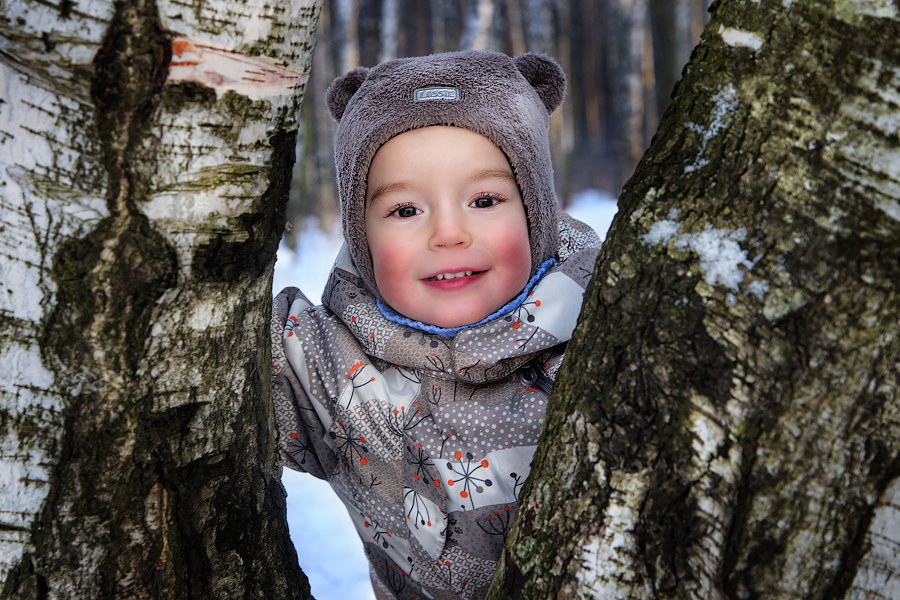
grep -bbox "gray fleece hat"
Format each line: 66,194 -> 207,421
326,50 -> 567,295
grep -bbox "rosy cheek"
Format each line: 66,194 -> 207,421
497,231 -> 531,277
371,239 -> 412,290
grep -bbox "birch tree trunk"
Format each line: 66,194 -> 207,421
522,0 -> 553,54
489,1 -> 900,598
649,0 -> 711,121
609,0 -> 652,186
336,0 -> 361,72
461,0 -> 496,51
648,0 -> 680,120
379,0 -> 400,62
0,0 -> 322,597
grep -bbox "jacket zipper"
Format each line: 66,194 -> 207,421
518,362 -> 553,396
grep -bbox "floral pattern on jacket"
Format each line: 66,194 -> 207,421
272,212 -> 600,600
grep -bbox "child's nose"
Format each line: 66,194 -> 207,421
429,210 -> 472,249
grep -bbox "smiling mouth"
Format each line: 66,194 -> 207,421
427,270 -> 483,281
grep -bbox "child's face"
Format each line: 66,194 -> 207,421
365,126 -> 531,329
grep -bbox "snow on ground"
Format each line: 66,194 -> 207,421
273,189 -> 618,600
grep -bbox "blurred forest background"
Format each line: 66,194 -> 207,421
284,0 -> 713,246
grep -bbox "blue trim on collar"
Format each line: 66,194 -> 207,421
376,258 -> 556,338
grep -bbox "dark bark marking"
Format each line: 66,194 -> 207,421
20,0 -> 180,597
191,125 -> 295,282
154,84 -> 296,283
58,0 -> 75,20
1,555 -> 48,600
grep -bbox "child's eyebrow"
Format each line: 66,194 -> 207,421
368,181 -> 410,205
469,168 -> 516,186
368,168 -> 517,205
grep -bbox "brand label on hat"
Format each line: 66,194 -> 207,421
414,87 -> 460,102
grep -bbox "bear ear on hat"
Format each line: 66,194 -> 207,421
514,53 -> 566,115
325,66 -> 369,121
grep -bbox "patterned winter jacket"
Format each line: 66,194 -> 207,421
272,213 -> 600,600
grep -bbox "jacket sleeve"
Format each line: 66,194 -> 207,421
271,287 -> 334,479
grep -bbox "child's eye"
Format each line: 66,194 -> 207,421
470,194 -> 503,209
388,203 -> 422,218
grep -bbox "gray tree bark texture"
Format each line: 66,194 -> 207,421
0,0 -> 322,598
489,1 -> 900,599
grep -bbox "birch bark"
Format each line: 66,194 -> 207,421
379,0 -> 400,62
461,0 -> 496,51
0,0 -> 322,597
489,1 -> 900,598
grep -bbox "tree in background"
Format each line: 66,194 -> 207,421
288,0 -> 711,238
0,0 -> 321,597
489,1 -> 900,597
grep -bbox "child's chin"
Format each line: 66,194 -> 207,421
427,310 -> 491,329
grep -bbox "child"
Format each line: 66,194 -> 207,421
272,51 -> 600,600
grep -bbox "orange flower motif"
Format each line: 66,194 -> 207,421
348,361 -> 365,378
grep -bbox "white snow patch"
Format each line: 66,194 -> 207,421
718,26 -> 764,51
643,219 -> 682,245
643,220 -> 757,292
835,0 -> 898,22
567,189 -> 619,241
684,84 -> 739,174
875,199 -> 900,222
273,219 -> 344,299
746,279 -> 770,299
282,471 -> 376,600
680,225 -> 753,290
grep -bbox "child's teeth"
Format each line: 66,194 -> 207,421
436,271 -> 473,280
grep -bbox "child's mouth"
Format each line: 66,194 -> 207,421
428,270 -> 475,281
424,270 -> 485,284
